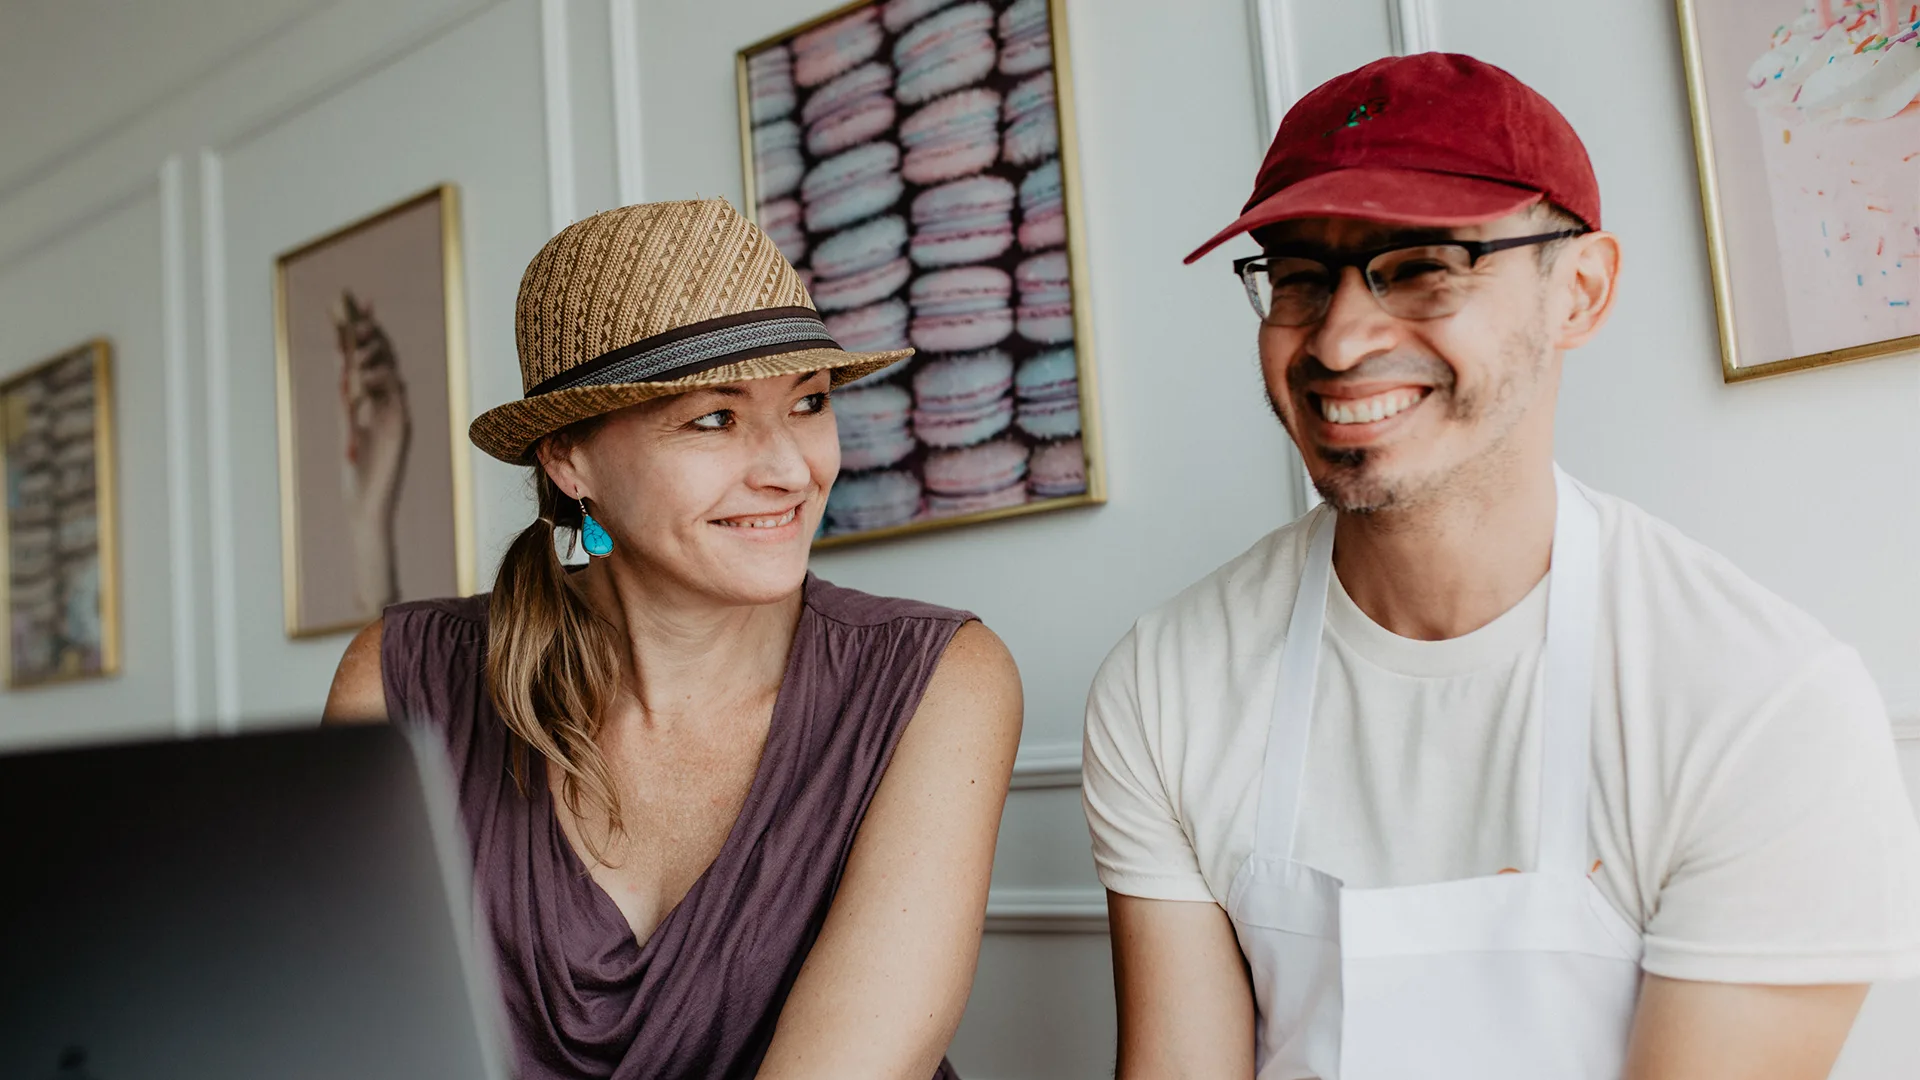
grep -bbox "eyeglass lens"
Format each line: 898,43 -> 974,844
1244,245 -> 1479,326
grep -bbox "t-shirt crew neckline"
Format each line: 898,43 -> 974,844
1325,560 -> 1550,679
539,578 -> 814,956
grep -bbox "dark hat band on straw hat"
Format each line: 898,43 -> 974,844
524,306 -> 838,397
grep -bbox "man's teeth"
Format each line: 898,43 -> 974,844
1319,389 -> 1423,425
718,508 -> 798,529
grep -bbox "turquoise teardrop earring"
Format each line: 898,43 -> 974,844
579,498 -> 613,558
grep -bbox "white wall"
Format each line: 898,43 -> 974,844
0,0 -> 1914,1077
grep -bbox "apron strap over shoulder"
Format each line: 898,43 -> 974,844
1255,509 -> 1337,861
1536,467 -> 1601,877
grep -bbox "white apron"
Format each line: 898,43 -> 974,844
1224,468 -> 1645,1080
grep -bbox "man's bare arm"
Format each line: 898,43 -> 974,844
1109,891 -> 1256,1080
1623,973 -> 1867,1080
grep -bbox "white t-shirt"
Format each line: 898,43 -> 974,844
1084,482 -> 1920,984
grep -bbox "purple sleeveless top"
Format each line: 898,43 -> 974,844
379,573 -> 972,1080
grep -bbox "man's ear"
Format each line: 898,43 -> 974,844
1554,231 -> 1622,351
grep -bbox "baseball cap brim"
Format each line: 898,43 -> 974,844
1183,168 -> 1545,264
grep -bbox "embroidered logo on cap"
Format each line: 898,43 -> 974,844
1325,97 -> 1388,138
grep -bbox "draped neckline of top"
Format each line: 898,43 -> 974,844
536,578 -> 814,954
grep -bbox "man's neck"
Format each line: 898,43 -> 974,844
1330,457 -> 1558,642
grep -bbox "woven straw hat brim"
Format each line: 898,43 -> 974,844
470,344 -> 912,464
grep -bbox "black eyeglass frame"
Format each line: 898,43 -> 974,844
1230,227 -> 1591,325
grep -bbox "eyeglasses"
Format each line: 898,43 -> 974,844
1231,229 -> 1588,327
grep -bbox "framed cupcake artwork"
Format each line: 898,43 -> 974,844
1676,0 -> 1920,380
737,0 -> 1105,546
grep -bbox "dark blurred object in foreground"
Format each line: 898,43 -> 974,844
0,724 -> 509,1080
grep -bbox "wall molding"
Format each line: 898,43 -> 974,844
608,0 -> 645,206
1387,0 -> 1437,55
1247,0 -> 1300,141
540,0 -> 578,231
1011,742 -> 1082,790
159,156 -> 203,735
984,886 -> 1108,933
1894,712 -> 1920,742
198,150 -> 241,733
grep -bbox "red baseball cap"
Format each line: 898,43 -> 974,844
1185,53 -> 1600,264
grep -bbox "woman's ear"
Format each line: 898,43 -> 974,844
535,435 -> 587,502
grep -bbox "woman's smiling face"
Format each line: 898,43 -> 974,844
543,370 -> 840,607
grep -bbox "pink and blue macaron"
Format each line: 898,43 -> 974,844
923,436 -> 1031,516
811,214 -> 911,312
913,348 -> 1015,447
826,467 -> 923,533
1028,437 -> 1088,499
909,174 -> 1016,268
834,382 -> 917,471
800,141 -> 904,232
1013,346 -> 1080,439
811,257 -> 911,312
754,119 -> 805,201
758,197 -> 808,266
1014,250 -> 1074,344
1017,158 -> 1065,251
909,266 -> 1014,352
892,1 -> 997,106
998,0 -> 1052,76
791,6 -> 884,88
882,0 -> 961,33
812,214 -> 908,278
1002,71 -> 1060,166
899,87 -> 1002,185
747,45 -> 797,123
801,62 -> 896,157
825,296 -> 912,354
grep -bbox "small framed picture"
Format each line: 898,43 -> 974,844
273,184 -> 476,638
1676,0 -> 1920,380
2,340 -> 120,689
737,0 -> 1106,546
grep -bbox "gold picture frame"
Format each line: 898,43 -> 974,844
0,339 -> 121,689
1675,0 -> 1920,382
737,0 -> 1107,548
273,184 -> 475,637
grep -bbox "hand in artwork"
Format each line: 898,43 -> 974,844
332,290 -> 411,615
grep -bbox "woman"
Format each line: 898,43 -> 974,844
323,198 -> 1023,1080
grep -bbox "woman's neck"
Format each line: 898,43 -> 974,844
572,558 -> 802,726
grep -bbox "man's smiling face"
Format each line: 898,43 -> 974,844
1256,208 -> 1573,515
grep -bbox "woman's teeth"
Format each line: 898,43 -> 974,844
718,508 -> 798,529
1318,388 -> 1423,425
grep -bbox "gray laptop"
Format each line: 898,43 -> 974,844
0,723 -> 512,1080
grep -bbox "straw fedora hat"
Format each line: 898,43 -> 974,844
469,197 -> 912,464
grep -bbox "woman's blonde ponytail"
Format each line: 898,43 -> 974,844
485,451 -> 625,862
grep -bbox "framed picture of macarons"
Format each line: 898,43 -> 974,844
1,339 -> 121,690
737,0 -> 1105,546
1675,0 -> 1920,381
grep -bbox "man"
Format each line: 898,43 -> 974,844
1082,53 -> 1920,1079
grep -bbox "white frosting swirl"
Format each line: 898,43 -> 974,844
1746,1 -> 1920,123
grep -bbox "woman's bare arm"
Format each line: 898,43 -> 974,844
755,620 -> 1024,1080
322,618 -> 390,725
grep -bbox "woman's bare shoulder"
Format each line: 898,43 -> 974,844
910,620 -> 1023,753
322,617 -> 389,725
